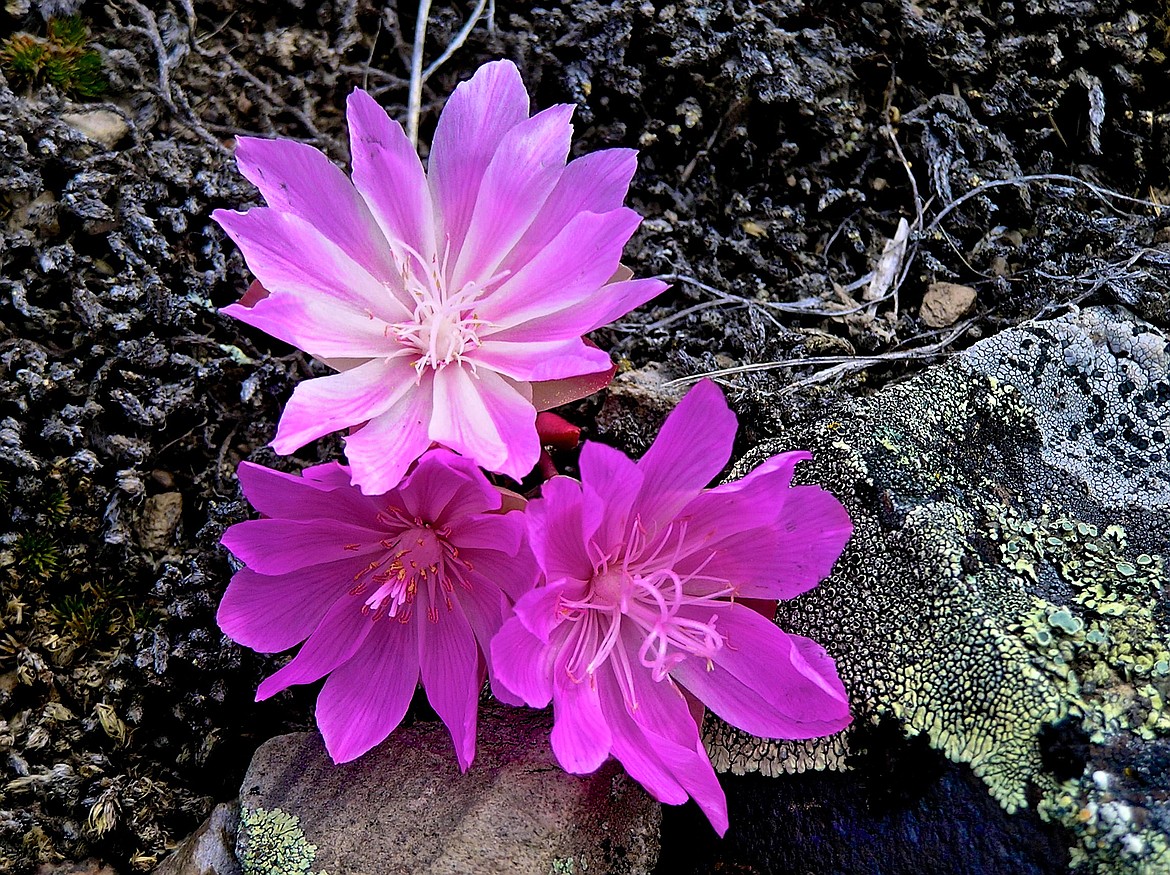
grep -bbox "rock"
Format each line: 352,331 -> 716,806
138,492 -> 183,552
237,704 -> 660,875
700,306 -> 1170,873
152,802 -> 241,875
59,110 -> 130,149
33,861 -> 117,875
919,281 -> 977,327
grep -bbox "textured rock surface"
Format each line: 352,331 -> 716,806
702,305 -> 1170,873
237,705 -> 661,875
153,802 -> 241,875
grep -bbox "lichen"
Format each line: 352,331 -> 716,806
237,806 -> 329,875
703,307 -> 1170,869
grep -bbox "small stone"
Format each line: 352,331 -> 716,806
920,282 -> 977,328
237,704 -> 661,875
60,110 -> 130,149
152,801 -> 241,875
138,492 -> 183,552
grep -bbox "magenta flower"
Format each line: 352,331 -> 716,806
213,59 -> 665,494
219,450 -> 536,767
490,380 -> 853,834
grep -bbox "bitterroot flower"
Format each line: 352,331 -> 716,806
214,59 -> 665,494
491,380 -> 853,834
219,451 -> 537,767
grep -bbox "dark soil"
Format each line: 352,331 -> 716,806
1,0 -> 1168,871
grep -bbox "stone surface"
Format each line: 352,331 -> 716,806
701,306 -> 1170,873
152,802 -> 241,875
138,492 -> 184,552
920,281 -> 977,327
58,110 -> 130,149
33,861 -> 117,875
237,704 -> 660,875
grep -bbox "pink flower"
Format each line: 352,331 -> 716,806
213,60 -> 665,494
219,450 -> 537,767
490,380 -> 853,834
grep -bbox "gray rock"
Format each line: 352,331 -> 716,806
59,110 -> 130,149
237,704 -> 660,875
152,802 -> 241,875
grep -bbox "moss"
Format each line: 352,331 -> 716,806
0,16 -> 107,98
237,807 -> 330,875
12,531 -> 60,579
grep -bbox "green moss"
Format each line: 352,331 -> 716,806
12,531 -> 60,579
0,16 -> 107,98
237,807 -> 330,875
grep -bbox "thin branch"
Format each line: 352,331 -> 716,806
423,0 -> 489,80
406,0 -> 434,147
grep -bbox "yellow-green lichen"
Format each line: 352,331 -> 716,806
237,806 -> 330,875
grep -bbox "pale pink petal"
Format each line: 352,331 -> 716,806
214,208 -> 410,322
500,148 -> 638,276
256,599 -> 374,699
417,601 -> 480,770
341,378 -> 436,495
221,518 -> 384,575
221,295 -> 396,362
429,60 -> 530,260
488,277 -> 667,344
234,136 -> 399,282
475,209 -> 642,331
271,357 -> 417,455
669,603 -> 851,740
490,615 -> 555,706
347,89 -> 436,261
471,338 -> 613,382
577,441 -> 643,550
315,617 -> 420,763
451,104 -> 574,289
525,477 -> 596,584
430,366 -> 539,481
632,379 -> 736,525
398,450 -> 501,522
236,461 -> 380,524
550,647 -> 612,773
217,564 -> 350,653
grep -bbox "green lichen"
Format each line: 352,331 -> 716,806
237,807 -> 330,875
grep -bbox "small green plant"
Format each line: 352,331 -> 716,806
40,487 -> 71,525
0,15 -> 107,98
12,531 -> 60,578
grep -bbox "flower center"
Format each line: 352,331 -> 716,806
557,517 -> 735,710
387,245 -> 504,373
347,507 -> 474,624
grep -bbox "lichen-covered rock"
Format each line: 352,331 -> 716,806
703,306 -> 1170,873
236,704 -> 661,875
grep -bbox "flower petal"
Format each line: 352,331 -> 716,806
235,461 -> 380,523
489,277 -> 667,344
476,209 -> 642,332
347,89 -> 436,262
577,441 -> 642,550
471,338 -> 613,382
217,563 -> 351,653
456,582 -> 523,706
451,104 -> 574,290
342,377 -> 436,495
398,450 -> 501,522
525,477 -> 596,584
669,602 -> 851,740
418,601 -> 481,771
214,208 -> 410,324
633,379 -> 736,526
673,452 -> 809,539
271,356 -> 417,455
500,148 -> 638,276
530,362 -> 618,411
429,366 -> 539,481
221,518 -> 384,575
233,136 -> 399,282
315,616 -> 419,762
490,615 -> 555,707
429,60 -> 530,261
256,598 -> 374,699
550,647 -> 612,773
